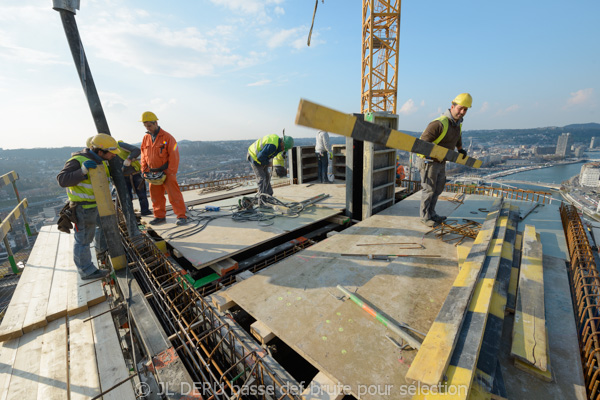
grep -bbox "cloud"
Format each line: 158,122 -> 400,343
248,79 -> 271,87
266,27 -> 308,50
398,99 -> 418,115
209,0 -> 283,16
567,88 -> 593,106
0,37 -> 68,66
479,101 -> 489,113
495,104 -> 519,116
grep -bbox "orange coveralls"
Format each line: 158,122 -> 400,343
140,128 -> 187,219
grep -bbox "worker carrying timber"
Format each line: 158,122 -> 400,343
247,134 -> 294,205
139,111 -> 187,226
57,133 -> 117,280
418,93 -> 471,227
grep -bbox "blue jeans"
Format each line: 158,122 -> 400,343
125,173 -> 150,214
74,205 -> 101,277
316,152 -> 329,183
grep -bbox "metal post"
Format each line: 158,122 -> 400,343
3,237 -> 19,274
11,181 -> 31,236
52,1 -> 138,238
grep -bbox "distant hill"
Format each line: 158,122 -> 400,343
462,123 -> 600,145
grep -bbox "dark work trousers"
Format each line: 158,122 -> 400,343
249,157 -> 273,203
316,152 -> 329,183
125,173 -> 150,215
418,158 -> 446,220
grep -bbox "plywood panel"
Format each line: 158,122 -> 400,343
22,226 -> 60,333
37,318 -> 68,399
46,231 -> 73,321
5,328 -> 43,400
69,310 -> 101,400
90,302 -> 136,399
0,226 -> 54,342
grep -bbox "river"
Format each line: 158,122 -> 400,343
496,150 -> 600,193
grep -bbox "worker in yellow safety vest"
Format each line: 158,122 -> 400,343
247,134 -> 294,205
273,152 -> 287,178
418,93 -> 471,227
57,133 -> 118,280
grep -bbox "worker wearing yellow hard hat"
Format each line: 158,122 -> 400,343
139,111 -> 188,226
56,133 -> 119,280
417,93 -> 472,227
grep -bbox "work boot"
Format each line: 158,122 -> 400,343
176,218 -> 188,226
82,268 -> 110,281
420,218 -> 437,227
149,217 -> 166,225
432,215 -> 447,223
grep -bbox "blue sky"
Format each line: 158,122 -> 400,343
1,0 -> 598,149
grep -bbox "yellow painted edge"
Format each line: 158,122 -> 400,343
386,131 -> 417,152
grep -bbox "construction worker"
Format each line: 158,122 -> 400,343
139,111 -> 187,225
273,152 -> 287,178
315,130 -> 332,183
56,133 -> 117,280
247,134 -> 294,204
418,93 -> 471,227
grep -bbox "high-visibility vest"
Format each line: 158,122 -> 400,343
117,142 -> 141,172
273,153 -> 285,167
66,155 -> 110,208
418,116 -> 462,158
248,134 -> 280,164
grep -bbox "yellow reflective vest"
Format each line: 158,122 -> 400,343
66,155 -> 110,209
418,115 -> 462,159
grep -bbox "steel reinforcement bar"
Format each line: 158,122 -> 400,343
560,203 -> 600,400
118,219 -> 302,399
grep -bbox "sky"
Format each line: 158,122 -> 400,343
1,0 -> 599,149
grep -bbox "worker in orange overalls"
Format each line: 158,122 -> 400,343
139,111 -> 187,226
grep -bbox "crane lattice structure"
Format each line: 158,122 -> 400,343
361,0 -> 401,114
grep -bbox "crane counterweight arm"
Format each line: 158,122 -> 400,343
295,98 -> 482,168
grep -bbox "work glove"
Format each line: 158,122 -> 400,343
458,149 -> 467,157
123,158 -> 132,167
329,152 -> 333,160
81,159 -> 97,175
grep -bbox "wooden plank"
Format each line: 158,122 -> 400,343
302,371 -> 344,400
250,320 -> 276,345
22,225 -> 61,333
46,230 -> 73,321
212,292 -> 236,312
0,339 -> 19,400
37,317 -> 68,399
69,309 -> 101,400
406,199 -> 503,385
511,225 -> 547,371
5,328 -> 43,400
86,246 -> 107,307
0,226 -> 53,342
67,232 -> 88,317
210,257 -> 238,276
90,302 -> 136,400
295,98 -> 482,168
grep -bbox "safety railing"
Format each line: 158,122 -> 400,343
0,171 -> 33,275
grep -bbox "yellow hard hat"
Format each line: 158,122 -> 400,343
453,93 -> 473,108
140,111 -> 159,122
90,133 -> 120,154
86,136 -> 94,148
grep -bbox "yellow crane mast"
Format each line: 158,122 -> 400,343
361,0 -> 401,114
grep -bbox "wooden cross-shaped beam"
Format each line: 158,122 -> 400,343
295,99 -> 482,168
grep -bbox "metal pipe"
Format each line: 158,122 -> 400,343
52,2 -> 138,238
